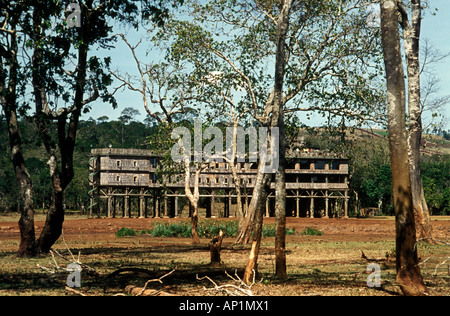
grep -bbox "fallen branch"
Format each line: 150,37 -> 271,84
65,286 -> 87,296
125,285 -> 176,296
50,248 -> 98,276
360,250 -> 392,264
125,269 -> 177,297
196,269 -> 255,296
37,230 -> 98,277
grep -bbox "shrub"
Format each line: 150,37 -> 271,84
115,227 -> 137,237
115,221 -> 296,238
300,227 -> 324,236
198,220 -> 239,238
150,222 -> 191,238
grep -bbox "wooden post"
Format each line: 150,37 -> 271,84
310,194 -> 314,218
174,195 -> 179,218
206,196 -> 211,218
211,190 -> 216,218
224,196 -> 229,218
107,187 -> 112,218
228,191 -> 232,218
89,196 -> 94,219
124,188 -> 129,217
156,197 -> 160,218
144,197 -> 148,218
152,196 -> 156,218
113,196 -> 117,218
139,190 -> 144,218
164,194 -> 168,218
344,191 -> 349,218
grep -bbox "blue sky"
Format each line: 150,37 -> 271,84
86,2 -> 450,130
421,0 -> 450,129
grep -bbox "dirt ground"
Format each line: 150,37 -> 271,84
1,215 -> 449,246
0,215 -> 449,296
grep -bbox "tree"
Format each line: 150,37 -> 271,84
0,1 -> 37,256
379,0 -> 427,296
112,34 -> 192,125
163,0 -> 382,283
270,0 -> 293,280
119,107 -> 141,125
397,0 -> 434,242
2,0 -> 181,256
29,0 -> 123,253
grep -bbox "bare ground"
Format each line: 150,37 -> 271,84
0,215 -> 449,296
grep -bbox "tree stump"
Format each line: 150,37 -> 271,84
209,230 -> 224,265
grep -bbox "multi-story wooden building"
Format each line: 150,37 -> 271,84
89,147 -> 350,218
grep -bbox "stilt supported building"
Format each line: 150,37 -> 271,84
89,148 -> 350,218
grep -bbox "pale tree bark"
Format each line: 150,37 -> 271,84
228,123 -> 244,229
183,158 -> 203,244
380,0 -> 428,296
272,0 -> 293,279
242,165 -> 271,284
243,1 -> 293,284
398,0 -> 434,242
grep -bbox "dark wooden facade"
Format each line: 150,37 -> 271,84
89,148 -> 350,218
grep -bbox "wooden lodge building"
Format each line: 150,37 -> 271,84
89,147 -> 350,219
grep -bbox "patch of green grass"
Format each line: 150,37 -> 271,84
150,222 -> 192,238
300,227 -> 324,236
199,220 -> 239,238
115,221 -> 295,238
261,225 -> 295,237
115,227 -> 137,237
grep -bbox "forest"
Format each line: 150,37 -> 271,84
1,112 -> 448,215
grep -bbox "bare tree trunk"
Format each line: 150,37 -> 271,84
31,2 -> 90,253
190,202 -> 200,244
3,99 -> 37,257
228,123 -> 244,237
235,198 -> 255,244
37,189 -> 65,253
235,161 -> 268,245
243,172 -> 270,285
209,230 -> 224,265
380,0 -> 428,296
273,0 -> 293,279
184,159 -> 201,244
399,0 -> 434,242
0,17 -> 37,257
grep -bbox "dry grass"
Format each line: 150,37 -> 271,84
0,215 -> 449,296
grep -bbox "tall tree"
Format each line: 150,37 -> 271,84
163,0 -> 382,283
30,0 -> 121,253
398,0 -> 434,242
0,1 -> 37,256
4,0 -> 180,256
379,0 -> 427,296
271,0 -> 293,280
